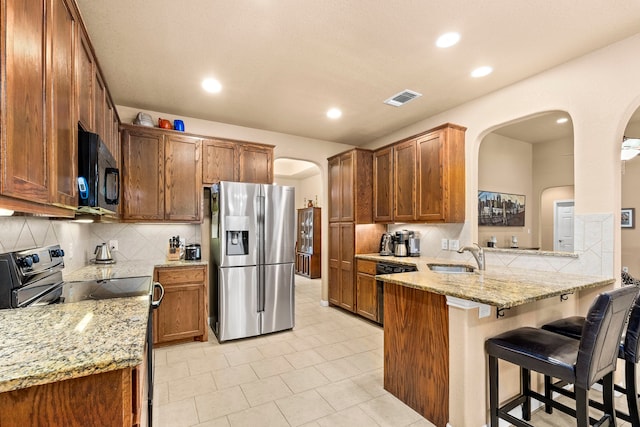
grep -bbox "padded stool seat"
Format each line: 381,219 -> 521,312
486,286 -> 638,427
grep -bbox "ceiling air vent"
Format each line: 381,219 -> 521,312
384,89 -> 422,107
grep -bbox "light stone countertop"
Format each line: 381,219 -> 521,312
1,258 -> 208,394
356,254 -> 614,308
0,296 -> 149,393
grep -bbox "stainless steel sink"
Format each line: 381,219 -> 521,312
427,263 -> 475,273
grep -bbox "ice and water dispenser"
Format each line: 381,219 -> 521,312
225,216 -> 249,256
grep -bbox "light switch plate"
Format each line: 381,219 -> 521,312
441,239 -> 448,250
448,239 -> 460,251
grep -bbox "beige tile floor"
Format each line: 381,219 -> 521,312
152,276 -> 636,427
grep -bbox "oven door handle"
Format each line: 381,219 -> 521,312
151,282 -> 164,309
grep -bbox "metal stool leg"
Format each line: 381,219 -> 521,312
521,367 -> 531,421
602,372 -> 617,426
626,360 -> 640,427
489,355 -> 499,427
575,387 -> 589,427
544,374 -> 553,414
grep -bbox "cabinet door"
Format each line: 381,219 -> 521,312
155,283 -> 205,343
202,139 -> 238,184
154,266 -> 207,344
48,0 -> 78,207
165,134 -> 202,221
339,153 -> 354,222
328,156 -> 341,222
356,273 -> 377,321
373,146 -> 394,222
122,129 -> 165,220
239,143 -> 272,184
339,222 -> 355,311
1,0 -> 49,203
393,139 -> 417,221
93,70 -> 106,140
416,131 -> 444,221
328,222 -> 340,305
76,29 -> 94,131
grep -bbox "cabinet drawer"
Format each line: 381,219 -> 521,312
156,266 -> 205,285
357,260 -> 377,275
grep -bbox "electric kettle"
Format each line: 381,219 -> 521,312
94,243 -> 115,264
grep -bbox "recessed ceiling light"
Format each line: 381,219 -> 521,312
471,66 -> 493,78
556,117 -> 569,124
202,78 -> 222,93
327,108 -> 342,119
436,32 -> 460,48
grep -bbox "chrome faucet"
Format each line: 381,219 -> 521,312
457,243 -> 485,270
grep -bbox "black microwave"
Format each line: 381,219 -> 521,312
78,129 -> 119,212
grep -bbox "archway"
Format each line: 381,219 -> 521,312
477,111 -> 574,250
621,107 -> 640,276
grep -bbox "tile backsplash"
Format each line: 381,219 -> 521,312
0,217 -> 201,273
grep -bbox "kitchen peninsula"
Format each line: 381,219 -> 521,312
357,254 -> 615,427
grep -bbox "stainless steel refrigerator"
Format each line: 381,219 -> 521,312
210,181 -> 295,342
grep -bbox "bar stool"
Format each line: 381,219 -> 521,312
542,289 -> 640,426
485,286 -> 638,427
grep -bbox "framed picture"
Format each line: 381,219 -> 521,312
478,191 -> 526,227
622,208 -> 635,229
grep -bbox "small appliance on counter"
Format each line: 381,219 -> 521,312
379,233 -> 394,256
185,244 -> 201,260
394,230 -> 411,257
408,231 -> 420,257
511,235 -> 519,248
93,243 -> 115,264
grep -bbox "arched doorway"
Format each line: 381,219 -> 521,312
621,107 -> 640,276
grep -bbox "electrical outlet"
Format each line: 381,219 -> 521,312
623,266 -> 629,273
448,239 -> 460,251
109,240 -> 118,251
441,238 -> 449,250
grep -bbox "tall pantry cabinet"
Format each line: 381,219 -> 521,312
327,149 -> 384,312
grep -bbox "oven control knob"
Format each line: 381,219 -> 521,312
18,256 -> 33,268
50,249 -> 64,258
31,254 -> 40,263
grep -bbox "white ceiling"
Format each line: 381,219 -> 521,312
75,1 -> 640,146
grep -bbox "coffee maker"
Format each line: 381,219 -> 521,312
394,230 -> 410,257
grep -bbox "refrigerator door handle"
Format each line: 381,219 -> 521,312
258,193 -> 266,312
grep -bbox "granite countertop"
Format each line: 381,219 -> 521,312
0,297 -> 149,393
356,254 -> 614,308
0,258 -> 208,394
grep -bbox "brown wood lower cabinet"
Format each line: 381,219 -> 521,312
383,282 -> 449,427
356,260 -> 378,322
0,367 -> 145,427
153,265 -> 208,345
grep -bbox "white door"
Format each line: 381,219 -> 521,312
554,200 -> 574,252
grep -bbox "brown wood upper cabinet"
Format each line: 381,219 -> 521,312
49,0 -> 79,208
373,123 -> 466,223
1,0 -> 50,204
76,26 -> 94,132
202,139 -> 273,185
202,138 -> 238,184
327,149 -> 373,224
121,124 -> 202,222
238,143 -> 273,184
